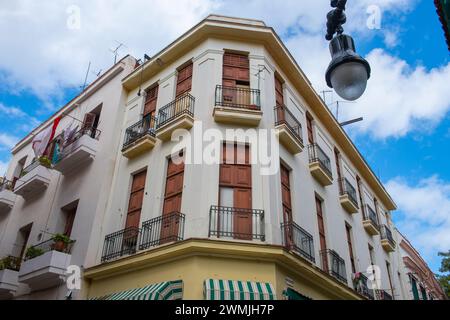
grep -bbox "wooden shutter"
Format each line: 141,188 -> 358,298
334,148 -> 342,192
82,112 -> 97,131
275,76 -> 284,107
161,154 -> 185,244
144,85 -> 158,117
306,112 -> 314,144
281,164 -> 294,248
223,52 -> 250,86
316,197 -> 328,271
176,62 -> 193,97
64,208 -> 77,237
125,170 -> 147,229
346,225 -> 356,273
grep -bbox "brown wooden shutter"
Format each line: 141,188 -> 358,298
316,196 -> 328,271
306,112 -> 314,144
82,112 -> 97,131
346,224 -> 356,273
144,85 -> 158,117
176,62 -> 193,97
275,76 -> 284,107
223,52 -> 250,87
64,208 -> 77,237
125,170 -> 147,229
334,148 -> 343,192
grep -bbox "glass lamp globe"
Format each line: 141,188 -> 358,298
326,34 -> 371,101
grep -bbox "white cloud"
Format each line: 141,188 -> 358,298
0,133 -> 19,149
0,160 -> 8,177
386,176 -> 450,265
0,103 -> 27,117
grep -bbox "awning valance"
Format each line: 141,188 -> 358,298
90,280 -> 183,300
204,279 -> 276,300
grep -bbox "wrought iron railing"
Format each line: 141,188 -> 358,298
156,93 -> 195,129
320,249 -> 347,284
24,237 -> 75,261
101,227 -> 140,262
376,289 -> 394,300
0,178 -> 14,192
215,85 -> 260,110
281,221 -> 315,263
123,115 -> 156,149
20,160 -> 41,177
52,127 -> 101,164
139,212 -> 185,250
363,204 -> 380,231
307,144 -> 333,179
381,225 -> 395,246
274,105 -> 303,144
0,255 -> 21,271
209,206 -> 265,241
339,178 -> 359,208
354,273 -> 374,300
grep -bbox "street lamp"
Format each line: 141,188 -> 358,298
325,0 -> 371,101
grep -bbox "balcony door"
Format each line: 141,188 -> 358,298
176,62 -> 193,98
280,164 -> 293,246
161,153 -> 185,244
143,85 -> 158,130
219,144 -> 252,240
126,170 -> 147,230
222,52 -> 250,107
316,196 -> 328,272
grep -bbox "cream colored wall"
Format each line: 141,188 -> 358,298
0,56 -> 136,300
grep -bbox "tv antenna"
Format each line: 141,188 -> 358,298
322,91 -> 363,127
109,41 -> 126,64
81,61 -> 91,91
252,66 -> 268,91
137,54 -> 152,97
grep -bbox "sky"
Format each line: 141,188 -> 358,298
0,0 -> 449,273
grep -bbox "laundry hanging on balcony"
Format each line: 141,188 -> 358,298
32,116 -> 61,157
203,279 -> 276,300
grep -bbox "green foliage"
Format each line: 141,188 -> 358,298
436,250 -> 450,298
25,246 -> 44,260
38,156 -> 52,168
0,256 -> 20,271
51,233 -> 72,244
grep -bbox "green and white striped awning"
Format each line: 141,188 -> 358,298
204,279 -> 276,300
90,280 -> 183,300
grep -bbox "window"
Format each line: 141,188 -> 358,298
368,244 -> 375,266
410,275 -> 420,300
61,200 -> 79,237
306,112 -> 314,144
222,52 -> 250,88
346,224 -> 356,273
176,62 -> 193,97
386,261 -> 394,298
15,224 -> 32,260
275,75 -> 284,106
12,156 -> 27,188
316,196 -> 327,270
356,176 -> 364,210
82,104 -> 102,138
334,148 -> 343,193
280,163 -> 292,225
126,170 -> 147,229
144,85 -> 158,119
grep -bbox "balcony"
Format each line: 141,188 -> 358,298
0,256 -> 21,298
122,115 -> 157,159
353,273 -> 374,300
339,178 -> 359,214
362,205 -> 380,236
209,206 -> 265,241
213,85 -> 262,126
380,225 -> 396,252
0,179 -> 16,214
14,160 -> 52,200
274,105 -> 304,154
101,227 -> 140,262
308,144 -> 333,186
376,289 -> 393,300
52,127 -> 100,175
139,212 -> 185,250
320,249 -> 347,284
18,238 -> 75,291
281,221 -> 315,263
156,94 -> 195,141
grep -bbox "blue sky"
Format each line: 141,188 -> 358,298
0,0 -> 449,273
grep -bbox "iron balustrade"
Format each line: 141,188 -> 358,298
307,144 -> 333,179
0,255 -> 21,271
376,289 -> 393,300
156,93 -> 195,129
209,206 -> 265,241
0,178 -> 13,192
381,225 -> 395,246
363,204 -> 380,231
320,249 -> 347,284
215,85 -> 261,110
123,115 -> 156,149
25,237 -> 75,261
274,105 -> 304,145
52,127 -> 101,164
20,160 -> 42,177
139,212 -> 185,250
339,178 -> 358,208
101,227 -> 140,262
281,221 -> 315,263
354,273 -> 374,300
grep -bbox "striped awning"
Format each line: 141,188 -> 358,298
90,280 -> 183,300
204,279 -> 276,300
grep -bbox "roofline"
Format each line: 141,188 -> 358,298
11,54 -> 136,153
122,15 -> 396,210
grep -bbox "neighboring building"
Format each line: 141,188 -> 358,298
435,0 -> 450,51
0,15 -> 445,300
394,229 -> 447,300
0,55 -> 137,299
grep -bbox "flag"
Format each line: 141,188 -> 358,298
32,116 -> 61,157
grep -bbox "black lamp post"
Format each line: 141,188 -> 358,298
325,0 -> 371,101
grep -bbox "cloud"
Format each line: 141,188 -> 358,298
0,103 -> 27,117
0,160 -> 8,177
386,176 -> 450,270
0,133 -> 19,149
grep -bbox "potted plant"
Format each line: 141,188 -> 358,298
25,246 -> 44,260
51,233 -> 72,252
38,156 -> 52,168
